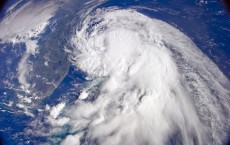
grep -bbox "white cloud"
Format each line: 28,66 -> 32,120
17,53 -> 31,90
0,1 -> 57,42
78,90 -> 89,100
46,8 -> 230,145
50,103 -> 66,119
47,116 -> 70,127
46,103 -> 70,127
60,134 -> 83,145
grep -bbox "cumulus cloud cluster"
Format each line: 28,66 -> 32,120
47,8 -> 230,145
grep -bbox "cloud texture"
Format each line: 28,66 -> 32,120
49,8 -> 230,145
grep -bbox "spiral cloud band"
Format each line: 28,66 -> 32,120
49,8 -> 230,145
